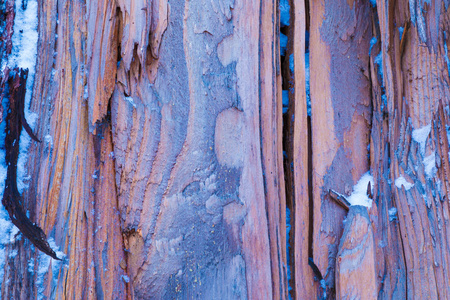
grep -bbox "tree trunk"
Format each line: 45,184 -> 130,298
1,0 -> 450,299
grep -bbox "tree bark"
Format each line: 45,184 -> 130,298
1,0 -> 450,299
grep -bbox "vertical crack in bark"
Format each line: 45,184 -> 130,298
258,1 -> 274,297
304,0 -> 316,294
281,0 -> 313,298
305,0 -> 312,260
307,114 -> 313,256
280,0 -> 294,297
1,68 -> 59,260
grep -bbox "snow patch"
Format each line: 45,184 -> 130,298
36,238 -> 66,300
0,96 -> 9,201
412,124 -> 431,155
8,0 -> 39,75
28,257 -> 35,274
44,134 -> 53,149
395,175 -> 414,190
388,207 -> 398,221
0,209 -> 20,285
0,170 -> 10,287
0,0 -> 39,285
83,84 -> 89,100
125,96 -> 136,108
8,0 -> 39,194
347,172 -> 374,208
424,153 -> 437,178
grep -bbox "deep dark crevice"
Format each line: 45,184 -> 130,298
280,0 -> 313,298
307,115 -> 313,258
305,0 -> 312,263
116,6 -> 123,69
110,9 -> 132,296
280,0 -> 293,298
52,1 -> 59,72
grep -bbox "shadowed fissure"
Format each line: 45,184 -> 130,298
279,0 -> 293,297
279,0 -> 313,298
280,0 -> 317,298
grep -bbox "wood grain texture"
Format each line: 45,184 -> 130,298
309,0 -> 372,296
371,0 -> 450,298
4,0 -> 450,298
2,0 -> 289,298
368,7 -> 408,297
259,0 -> 288,298
287,0 -> 315,298
335,206 -> 377,300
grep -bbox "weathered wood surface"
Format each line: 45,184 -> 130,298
370,0 -> 450,299
283,0 -> 314,298
3,0 -> 450,299
2,0 -> 287,298
335,206 -> 377,300
309,0 -> 373,297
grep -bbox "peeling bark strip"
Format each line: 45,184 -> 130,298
1,68 -> 58,260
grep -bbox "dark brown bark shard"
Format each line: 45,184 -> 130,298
2,68 -> 59,260
308,257 -> 326,299
329,189 -> 350,211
